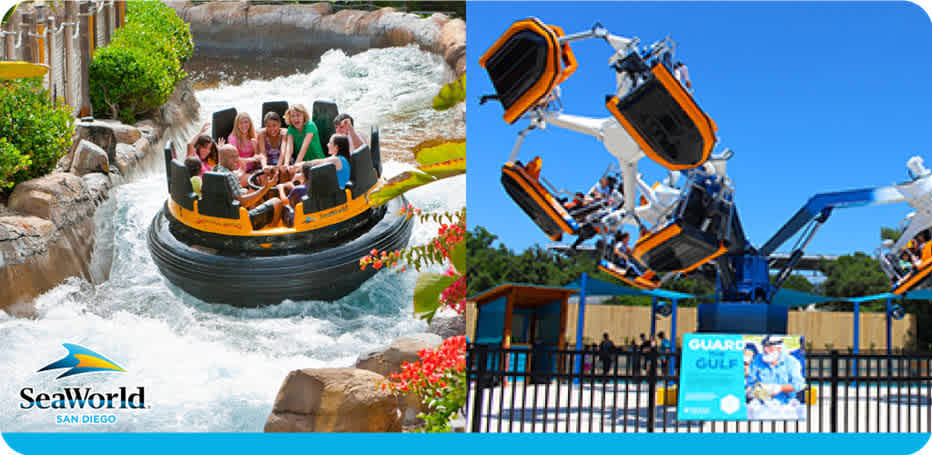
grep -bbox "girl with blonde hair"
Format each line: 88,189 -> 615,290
228,112 -> 261,173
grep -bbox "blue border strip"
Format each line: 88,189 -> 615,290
2,433 -> 930,455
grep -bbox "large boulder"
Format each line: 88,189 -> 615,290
355,333 -> 443,426
440,19 -> 465,77
70,140 -> 110,176
264,368 -> 401,432
7,173 -> 94,228
428,308 -> 465,339
75,119 -> 117,163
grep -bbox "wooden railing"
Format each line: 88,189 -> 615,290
1,1 -> 125,116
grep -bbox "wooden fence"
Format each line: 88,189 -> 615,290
466,301 -> 918,352
1,1 -> 125,116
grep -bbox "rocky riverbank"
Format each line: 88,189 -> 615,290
167,1 -> 465,77
0,79 -> 199,313
265,310 -> 466,432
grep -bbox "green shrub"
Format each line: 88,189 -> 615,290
0,138 -> 30,190
125,1 -> 193,63
89,1 -> 191,123
0,78 -> 74,190
90,44 -> 176,123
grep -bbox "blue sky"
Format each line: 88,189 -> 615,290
467,2 -> 932,256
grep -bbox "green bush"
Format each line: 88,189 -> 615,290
90,45 -> 176,123
124,1 -> 193,63
0,78 -> 74,190
0,138 -> 30,190
89,1 -> 191,123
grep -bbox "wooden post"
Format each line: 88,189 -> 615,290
108,1 -> 117,43
100,1 -> 110,47
79,2 -> 93,117
1,15 -> 14,61
46,15 -> 56,104
63,2 -> 77,110
116,1 -> 125,28
20,12 -> 34,63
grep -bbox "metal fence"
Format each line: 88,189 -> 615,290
1,1 -> 125,115
466,344 -> 932,433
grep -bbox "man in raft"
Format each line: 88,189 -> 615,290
215,145 -> 284,230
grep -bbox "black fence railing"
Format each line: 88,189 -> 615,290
466,344 -> 932,433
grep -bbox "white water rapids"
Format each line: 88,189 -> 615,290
0,46 -> 464,431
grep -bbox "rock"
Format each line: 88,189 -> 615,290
355,333 -> 443,426
264,368 -> 401,432
104,121 -> 142,145
7,173 -> 93,228
0,215 -> 56,266
185,1 -> 248,25
356,333 -> 443,377
75,119 -> 117,163
81,173 -> 113,204
428,308 -> 465,339
70,140 -> 110,176
114,143 -> 140,177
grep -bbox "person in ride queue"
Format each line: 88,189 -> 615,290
186,122 -> 218,176
184,156 -> 202,199
673,61 -> 692,89
284,104 -> 325,165
257,111 -> 286,168
228,112 -> 261,173
334,113 -> 367,151
214,145 -> 283,230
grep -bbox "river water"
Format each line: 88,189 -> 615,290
0,46 -> 464,431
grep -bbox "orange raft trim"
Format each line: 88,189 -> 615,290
605,63 -> 718,171
479,18 -> 563,124
167,186 -> 373,237
501,161 -> 578,241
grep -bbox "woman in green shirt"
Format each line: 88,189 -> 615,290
283,104 -> 324,165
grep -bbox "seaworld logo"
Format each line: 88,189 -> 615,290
18,344 -> 147,411
38,343 -> 125,379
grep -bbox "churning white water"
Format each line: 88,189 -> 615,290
0,46 -> 464,432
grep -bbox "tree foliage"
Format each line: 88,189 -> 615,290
819,252 -> 890,299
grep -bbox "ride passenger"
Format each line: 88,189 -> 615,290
257,111 -> 286,167
228,112 -> 260,173
303,134 -> 352,189
214,145 -> 283,230
184,156 -> 203,198
610,231 -> 642,277
283,104 -> 325,165
334,113 -> 367,151
673,61 -> 692,89
186,122 -> 218,175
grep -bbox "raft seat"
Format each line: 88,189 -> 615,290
598,259 -> 660,290
199,172 -> 242,220
370,125 -> 381,177
302,163 -> 347,213
262,101 -> 289,124
500,158 -> 578,241
313,101 -> 339,154
212,107 -> 238,142
169,159 -> 197,211
349,144 -> 378,199
605,61 -> 717,171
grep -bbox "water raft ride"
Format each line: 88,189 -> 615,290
148,101 -> 413,307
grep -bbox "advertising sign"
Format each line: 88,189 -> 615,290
678,334 -> 807,421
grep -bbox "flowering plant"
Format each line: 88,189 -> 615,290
360,206 -> 466,320
383,335 -> 467,432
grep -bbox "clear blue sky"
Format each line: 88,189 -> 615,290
467,2 -> 932,256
